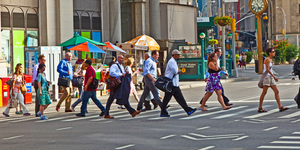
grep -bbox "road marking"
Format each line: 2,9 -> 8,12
62,115 -> 100,122
99,121 -> 113,124
181,135 -> 198,141
263,126 -> 278,131
271,141 -> 300,144
258,146 -> 300,149
56,127 -> 72,131
280,136 -> 300,139
196,126 -> 211,130
90,111 -> 130,121
115,144 -> 135,149
3,135 -> 24,140
160,135 -> 176,139
293,132 -> 300,134
147,109 -> 188,120
189,133 -> 244,138
180,106 -> 247,120
120,109 -> 163,120
199,146 -> 215,150
36,116 -> 72,122
232,136 -> 249,141
279,111 -> 300,118
243,104 -> 296,119
291,119 -> 300,123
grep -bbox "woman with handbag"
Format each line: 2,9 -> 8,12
37,64 -> 52,120
2,63 -> 31,117
71,61 -> 87,112
199,53 -> 232,111
258,48 -> 289,113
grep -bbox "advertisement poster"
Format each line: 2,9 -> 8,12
179,45 -> 201,58
13,30 -> 25,72
81,32 -> 91,59
25,51 -> 38,75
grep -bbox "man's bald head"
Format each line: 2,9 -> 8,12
65,52 -> 72,61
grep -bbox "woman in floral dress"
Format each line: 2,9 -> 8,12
199,53 -> 232,111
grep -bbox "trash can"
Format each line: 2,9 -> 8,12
255,60 -> 259,73
23,74 -> 32,104
1,77 -> 11,107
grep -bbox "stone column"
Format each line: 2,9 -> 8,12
135,0 -> 146,36
109,0 -> 122,43
101,0 -> 110,42
0,6 -> 8,77
149,0 -> 161,39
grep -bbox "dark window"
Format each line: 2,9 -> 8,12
13,13 -> 24,28
27,14 -> 38,28
1,12 -> 10,27
81,16 -> 90,29
92,17 -> 101,30
74,15 -> 79,29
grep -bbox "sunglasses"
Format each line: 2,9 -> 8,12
270,51 -> 275,53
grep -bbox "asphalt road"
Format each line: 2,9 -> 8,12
1,65 -> 300,150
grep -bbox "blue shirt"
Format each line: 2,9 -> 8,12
109,61 -> 125,78
165,57 -> 179,87
57,58 -> 73,80
143,57 -> 157,77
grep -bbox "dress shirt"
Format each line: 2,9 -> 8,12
57,58 -> 73,80
165,57 -> 179,87
109,61 -> 124,78
205,57 -> 226,78
32,63 -> 47,84
143,57 -> 157,78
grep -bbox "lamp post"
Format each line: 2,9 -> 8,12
276,6 -> 286,40
227,33 -> 232,56
200,32 -> 206,79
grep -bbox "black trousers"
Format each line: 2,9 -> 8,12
200,83 -> 229,104
104,90 -> 135,116
161,86 -> 193,115
34,86 -> 40,117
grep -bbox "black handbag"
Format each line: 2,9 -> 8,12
89,69 -> 99,90
72,77 -> 84,87
155,74 -> 176,93
57,61 -> 71,87
105,63 -> 123,90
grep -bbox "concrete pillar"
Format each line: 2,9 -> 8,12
0,6 -> 8,77
149,0 -> 161,39
109,0 -> 122,43
135,1 -> 146,36
101,0 -> 110,42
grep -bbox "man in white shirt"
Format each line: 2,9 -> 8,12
160,50 -> 197,117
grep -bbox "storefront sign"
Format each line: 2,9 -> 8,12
179,45 -> 202,58
197,17 -> 210,23
178,62 -> 198,75
224,0 -> 238,2
13,30 -> 25,72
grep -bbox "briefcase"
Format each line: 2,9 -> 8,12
58,77 -> 70,87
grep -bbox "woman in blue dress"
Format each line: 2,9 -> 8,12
199,53 -> 232,111
37,64 -> 52,120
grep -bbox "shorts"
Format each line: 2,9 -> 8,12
38,88 -> 52,105
263,75 -> 276,86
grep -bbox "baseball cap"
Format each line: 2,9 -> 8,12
172,49 -> 182,55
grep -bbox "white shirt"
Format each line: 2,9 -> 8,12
165,57 -> 179,87
32,63 -> 47,84
109,61 -> 125,78
239,56 -> 242,61
125,66 -> 133,74
263,62 -> 273,76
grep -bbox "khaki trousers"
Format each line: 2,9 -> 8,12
57,85 -> 73,110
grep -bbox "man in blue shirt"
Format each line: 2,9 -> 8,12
161,50 -> 197,117
56,52 -> 73,112
138,51 -> 162,111
200,48 -> 232,106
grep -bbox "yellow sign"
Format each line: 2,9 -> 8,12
181,68 -> 186,73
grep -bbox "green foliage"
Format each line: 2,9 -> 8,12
245,52 -> 253,63
285,45 -> 298,61
236,54 -> 239,62
263,52 -> 268,57
274,49 -> 281,64
213,16 -> 233,26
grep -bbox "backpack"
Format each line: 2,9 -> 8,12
293,58 -> 300,76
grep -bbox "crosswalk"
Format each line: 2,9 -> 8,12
0,103 -> 300,124
258,132 -> 300,149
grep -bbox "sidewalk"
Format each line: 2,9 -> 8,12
0,65 -> 256,114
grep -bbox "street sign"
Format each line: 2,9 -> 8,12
224,0 -> 238,2
197,17 -> 210,23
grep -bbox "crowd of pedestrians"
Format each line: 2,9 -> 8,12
2,46 -> 291,120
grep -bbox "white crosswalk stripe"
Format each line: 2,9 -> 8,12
258,132 -> 300,149
243,104 -> 296,119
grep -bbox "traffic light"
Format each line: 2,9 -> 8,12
282,29 -> 285,35
231,19 -> 236,33
235,33 -> 238,41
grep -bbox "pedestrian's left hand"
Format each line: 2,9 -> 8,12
84,85 -> 88,91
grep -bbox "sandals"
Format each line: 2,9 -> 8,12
258,108 -> 267,113
279,106 -> 289,112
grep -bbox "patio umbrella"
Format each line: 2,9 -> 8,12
126,35 -> 160,50
59,34 -> 106,47
102,41 -> 127,53
67,42 -> 106,53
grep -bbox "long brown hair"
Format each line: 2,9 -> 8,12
14,63 -> 23,76
207,53 -> 216,65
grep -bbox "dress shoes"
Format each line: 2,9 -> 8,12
76,113 -> 86,117
65,110 -> 73,112
104,115 -> 114,119
56,106 -> 60,112
99,111 -> 105,116
225,103 -> 233,106
131,110 -> 142,117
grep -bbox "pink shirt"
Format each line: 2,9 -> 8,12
12,74 -> 23,93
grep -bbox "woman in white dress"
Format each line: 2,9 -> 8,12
125,57 -> 139,103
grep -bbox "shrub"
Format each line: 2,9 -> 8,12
245,52 -> 253,63
274,49 -> 281,64
285,45 -> 298,61
263,52 -> 268,57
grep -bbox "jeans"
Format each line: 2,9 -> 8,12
72,86 -> 83,108
4,90 -> 29,114
80,90 -> 105,115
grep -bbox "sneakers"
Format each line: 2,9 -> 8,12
76,113 -> 86,117
187,108 -> 197,116
36,111 -> 41,117
99,111 -> 105,117
160,114 -> 170,117
40,115 -> 48,120
23,113 -> 31,116
2,112 -> 9,117
118,105 -> 126,109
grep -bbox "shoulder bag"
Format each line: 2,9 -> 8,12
58,60 -> 71,87
72,69 -> 84,87
258,66 -> 272,88
106,63 -> 122,90
9,97 -> 18,108
89,68 -> 99,90
155,74 -> 176,93
20,75 -> 27,94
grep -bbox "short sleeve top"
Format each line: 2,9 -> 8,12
38,73 -> 49,90
12,74 -> 23,93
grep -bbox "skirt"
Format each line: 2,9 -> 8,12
130,81 -> 137,94
205,73 -> 223,93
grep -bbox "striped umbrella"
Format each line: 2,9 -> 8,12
126,35 -> 160,50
